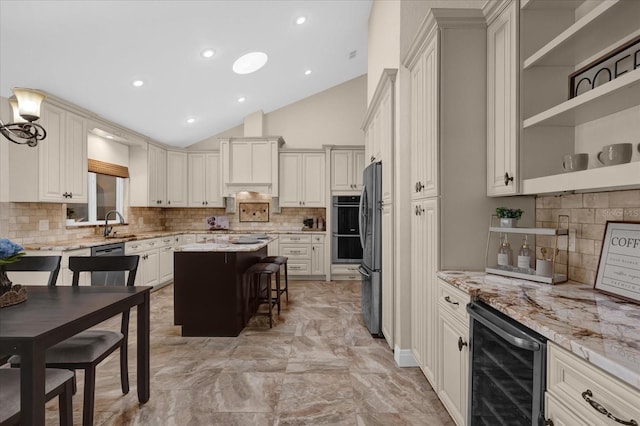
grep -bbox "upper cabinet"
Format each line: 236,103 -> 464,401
330,149 -> 365,193
279,151 -> 326,207
486,0 -> 640,196
166,150 -> 187,207
9,102 -> 88,203
188,152 -> 222,207
487,0 -> 519,196
219,136 -> 284,196
130,143 -> 167,207
362,69 -> 397,204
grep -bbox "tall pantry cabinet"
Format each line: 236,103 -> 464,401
403,9 -> 533,410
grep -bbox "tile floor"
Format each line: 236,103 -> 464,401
43,280 -> 454,425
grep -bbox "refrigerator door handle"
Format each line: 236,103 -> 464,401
358,266 -> 371,278
358,185 -> 367,249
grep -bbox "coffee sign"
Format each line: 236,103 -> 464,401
569,36 -> 640,99
595,221 -> 640,304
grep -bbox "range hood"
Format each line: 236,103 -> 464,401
219,136 -> 285,199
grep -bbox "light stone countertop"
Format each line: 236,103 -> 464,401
174,235 -> 275,252
23,229 -> 325,251
437,270 -> 640,391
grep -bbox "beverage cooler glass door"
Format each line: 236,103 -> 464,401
467,302 -> 546,426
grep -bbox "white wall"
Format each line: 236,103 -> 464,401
367,1 -> 401,103
88,134 -> 130,166
189,75 -> 367,150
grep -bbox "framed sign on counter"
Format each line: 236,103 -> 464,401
594,221 -> 640,304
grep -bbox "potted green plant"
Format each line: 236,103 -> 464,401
496,207 -> 523,228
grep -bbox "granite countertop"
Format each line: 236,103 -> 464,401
23,229 -> 325,251
174,235 -> 274,253
437,270 -> 640,391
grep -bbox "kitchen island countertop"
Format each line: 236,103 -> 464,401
437,270 -> 640,391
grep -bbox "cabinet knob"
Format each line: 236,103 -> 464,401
457,337 -> 468,352
168,200 -> 171,205
370,155 -> 375,162
504,172 -> 514,186
202,201 -> 205,205
415,181 -> 424,192
544,420 -> 554,426
205,201 -> 208,205
68,192 -> 72,198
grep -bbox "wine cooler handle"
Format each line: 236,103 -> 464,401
582,390 -> 638,426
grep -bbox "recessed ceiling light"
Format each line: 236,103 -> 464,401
132,80 -> 144,87
305,69 -> 312,75
237,97 -> 246,103
232,52 -> 268,75
201,49 -> 215,59
296,16 -> 306,25
186,117 -> 196,124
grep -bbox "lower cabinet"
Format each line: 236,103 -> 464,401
436,279 -> 470,426
545,342 -> 640,426
278,234 -> 325,277
331,264 -> 360,280
125,237 -> 177,287
17,249 -> 91,286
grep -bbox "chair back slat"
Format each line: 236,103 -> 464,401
68,256 -> 139,287
2,255 -> 62,286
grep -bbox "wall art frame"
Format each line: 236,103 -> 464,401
594,221 -> 640,304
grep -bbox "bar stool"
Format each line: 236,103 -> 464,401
245,262 -> 281,328
259,256 -> 289,305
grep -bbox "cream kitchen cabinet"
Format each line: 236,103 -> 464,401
158,235 -> 179,284
311,240 -> 325,276
331,264 -> 360,280
279,234 -> 325,277
518,0 -> 640,195
279,151 -> 325,207
486,0 -> 519,196
330,149 -> 365,192
362,68 -> 396,204
380,200 -> 394,349
188,152 -> 222,207
410,198 -> 438,385
166,150 -> 187,207
403,8 -> 516,388
9,103 -> 88,203
219,136 -> 283,196
545,342 -> 640,426
437,279 -> 470,426
130,143 -> 167,207
125,238 -> 160,286
17,248 -> 91,285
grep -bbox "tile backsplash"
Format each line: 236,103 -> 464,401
0,191 -> 326,245
535,189 -> 640,285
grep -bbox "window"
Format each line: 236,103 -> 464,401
68,172 -> 124,225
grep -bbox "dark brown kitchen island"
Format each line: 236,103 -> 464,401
173,237 -> 271,337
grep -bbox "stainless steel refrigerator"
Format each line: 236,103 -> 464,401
358,162 -> 382,337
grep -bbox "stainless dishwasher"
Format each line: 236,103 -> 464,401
90,242 -> 125,285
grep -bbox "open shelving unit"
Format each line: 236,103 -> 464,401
519,0 -> 640,195
485,215 -> 569,285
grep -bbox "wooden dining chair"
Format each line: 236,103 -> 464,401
10,255 -> 139,426
0,367 -> 74,426
2,255 -> 62,286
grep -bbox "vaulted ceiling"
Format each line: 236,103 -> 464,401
0,0 -> 371,147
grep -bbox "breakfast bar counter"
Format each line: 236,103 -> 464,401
173,235 -> 274,337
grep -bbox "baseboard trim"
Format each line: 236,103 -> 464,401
394,345 -> 419,367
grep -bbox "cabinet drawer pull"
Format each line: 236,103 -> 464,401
290,250 -> 302,254
457,337 -> 468,352
581,390 -> 638,426
444,295 -> 459,306
504,172 -> 514,186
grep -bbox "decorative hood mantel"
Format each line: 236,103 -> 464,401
219,136 -> 285,199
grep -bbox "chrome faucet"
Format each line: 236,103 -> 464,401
103,210 -> 125,238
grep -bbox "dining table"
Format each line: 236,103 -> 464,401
0,285 -> 151,425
